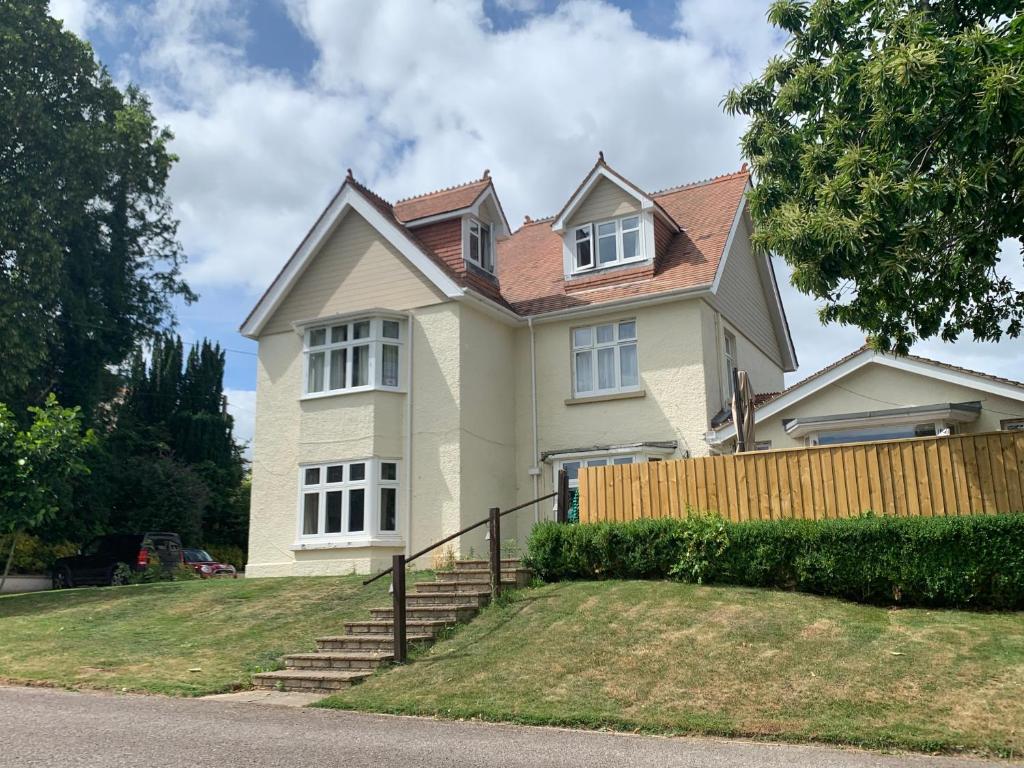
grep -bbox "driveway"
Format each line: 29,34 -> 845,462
0,685 -> 1010,768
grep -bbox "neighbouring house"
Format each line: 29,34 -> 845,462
709,346 -> 1024,452
240,155 -> 796,576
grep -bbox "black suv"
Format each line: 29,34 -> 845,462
52,532 -> 183,588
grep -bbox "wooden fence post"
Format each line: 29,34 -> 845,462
391,553 -> 407,663
488,507 -> 501,600
556,469 -> 569,523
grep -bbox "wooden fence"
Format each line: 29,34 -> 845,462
577,431 -> 1024,524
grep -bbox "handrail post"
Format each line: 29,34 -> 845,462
488,507 -> 501,600
556,468 -> 569,524
391,553 -> 407,663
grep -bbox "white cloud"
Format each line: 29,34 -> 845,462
82,0 -> 1024,388
225,388 -> 256,458
48,0 -> 106,35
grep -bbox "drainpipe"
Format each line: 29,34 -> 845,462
528,315 -> 540,523
404,311 -> 415,557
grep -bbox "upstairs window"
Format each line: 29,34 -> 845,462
467,218 -> 494,273
304,317 -> 403,396
572,319 -> 639,397
572,215 -> 643,273
724,330 -> 737,398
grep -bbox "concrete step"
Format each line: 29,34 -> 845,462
369,604 -> 478,623
316,632 -> 434,652
283,651 -> 393,671
436,568 -> 531,587
252,669 -> 368,693
343,619 -> 451,637
405,591 -> 489,608
452,558 -> 522,571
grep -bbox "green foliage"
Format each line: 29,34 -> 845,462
118,560 -> 198,585
527,514 -> 1024,609
0,533 -> 76,574
0,0 -> 193,416
725,0 -> 1024,353
205,544 -> 246,570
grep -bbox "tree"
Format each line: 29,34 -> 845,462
0,396 -> 93,590
725,1 -> 1024,353
0,0 -> 194,417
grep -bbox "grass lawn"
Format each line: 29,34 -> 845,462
0,574 -> 424,696
319,580 -> 1024,758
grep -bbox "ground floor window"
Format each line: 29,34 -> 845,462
554,454 -> 644,523
298,458 -> 400,541
1002,418 -> 1024,432
807,422 -> 952,447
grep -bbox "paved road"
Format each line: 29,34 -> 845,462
0,685 -> 1010,767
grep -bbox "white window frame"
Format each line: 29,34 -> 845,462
1002,418 -> 1024,432
723,329 -> 737,399
571,214 -> 644,274
302,316 -> 404,399
296,458 -> 401,545
806,421 -> 948,447
466,217 -> 494,273
571,319 -> 640,397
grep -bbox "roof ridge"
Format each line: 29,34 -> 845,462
651,165 -> 750,197
345,171 -> 394,211
394,173 -> 490,205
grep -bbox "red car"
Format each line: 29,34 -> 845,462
183,548 -> 238,578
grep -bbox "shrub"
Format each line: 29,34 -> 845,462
526,514 -> 1024,610
205,543 -> 246,569
0,533 -> 77,575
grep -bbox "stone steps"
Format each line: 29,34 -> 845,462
251,558 -> 527,693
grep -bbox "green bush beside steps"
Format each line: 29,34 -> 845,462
525,513 -> 1024,610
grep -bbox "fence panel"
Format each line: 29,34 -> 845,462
578,431 -> 1024,524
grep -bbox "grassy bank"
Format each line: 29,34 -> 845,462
0,574 -> 420,696
319,580 -> 1024,758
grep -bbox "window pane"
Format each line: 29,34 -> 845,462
330,325 -> 347,343
622,229 -> 639,260
308,328 -> 326,347
352,344 -> 369,386
575,237 -> 592,268
349,462 -> 366,482
325,491 -> 343,533
573,327 -> 592,348
597,232 -> 617,265
302,493 -> 319,535
381,344 -> 399,387
469,230 -> 480,264
597,221 -> 616,236
622,216 -> 640,230
381,462 -> 397,481
348,489 -> 365,532
304,467 -> 320,485
481,224 -> 492,271
597,347 -> 616,389
618,320 -> 636,340
382,320 -> 400,339
353,321 -> 371,340
326,465 -> 344,483
620,343 -> 638,387
596,324 -> 614,344
329,348 -> 346,390
380,488 -> 397,531
587,458 -> 608,467
562,461 -> 581,482
575,351 -> 593,393
307,352 -> 325,392
613,456 -> 634,465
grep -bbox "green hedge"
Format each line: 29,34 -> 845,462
525,514 -> 1024,610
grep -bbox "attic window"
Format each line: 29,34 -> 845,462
572,215 -> 643,273
467,218 -> 494,273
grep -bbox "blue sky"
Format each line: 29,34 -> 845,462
50,0 -> 1024,450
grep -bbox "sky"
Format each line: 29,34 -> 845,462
49,0 -> 1024,454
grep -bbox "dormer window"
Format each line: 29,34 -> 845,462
467,217 -> 494,273
572,215 -> 643,273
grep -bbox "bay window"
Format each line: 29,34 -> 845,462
572,215 -> 643,273
572,319 -> 639,397
298,458 -> 400,542
304,316 -> 403,396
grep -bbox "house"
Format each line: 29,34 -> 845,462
240,155 -> 796,576
709,346 -> 1024,452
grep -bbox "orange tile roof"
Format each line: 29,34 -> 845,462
497,168 -> 750,315
393,176 -> 492,223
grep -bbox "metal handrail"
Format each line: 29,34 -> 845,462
362,490 -> 557,586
